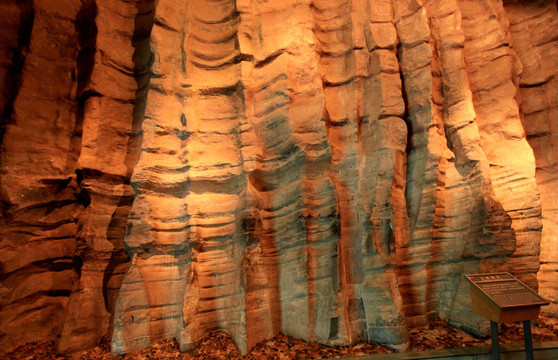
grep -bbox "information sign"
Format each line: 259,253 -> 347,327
466,273 -> 548,309
465,272 -> 549,360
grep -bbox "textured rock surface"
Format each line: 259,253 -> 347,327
504,0 -> 558,317
0,0 -> 83,350
0,0 -> 556,356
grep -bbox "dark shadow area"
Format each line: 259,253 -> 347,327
75,0 -> 97,97
0,0 -> 34,223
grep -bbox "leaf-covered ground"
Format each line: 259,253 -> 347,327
4,316 -> 557,360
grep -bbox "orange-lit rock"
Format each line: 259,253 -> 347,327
0,0 -> 556,356
504,0 -> 558,317
0,0 -> 82,351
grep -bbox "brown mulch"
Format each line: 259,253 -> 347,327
4,316 -> 557,360
409,316 -> 558,351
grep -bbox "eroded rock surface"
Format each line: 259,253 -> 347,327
0,0 -> 556,356
504,0 -> 558,317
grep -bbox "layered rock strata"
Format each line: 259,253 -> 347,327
1,0 -> 83,350
504,0 -> 558,316
0,0 -> 556,356
0,0 -> 148,353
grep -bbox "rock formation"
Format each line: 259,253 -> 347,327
0,0 -> 556,356
504,0 -> 558,317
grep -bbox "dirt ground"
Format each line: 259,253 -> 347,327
4,316 -> 557,360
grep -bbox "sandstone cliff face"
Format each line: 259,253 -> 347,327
0,0 -> 556,356
504,0 -> 558,317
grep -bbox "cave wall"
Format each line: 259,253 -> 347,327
504,0 -> 558,317
0,0 -> 556,355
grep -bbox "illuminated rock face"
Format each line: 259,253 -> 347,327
0,0 -> 556,355
504,0 -> 558,317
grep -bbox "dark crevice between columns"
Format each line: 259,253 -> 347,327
70,0 -> 98,282
0,0 -> 34,224
396,43 -> 412,156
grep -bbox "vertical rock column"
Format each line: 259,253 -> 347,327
112,0 -> 250,354
0,0 -> 82,353
458,0 -> 542,286
504,0 -> 558,315
239,0 -> 310,348
58,0 -> 147,352
354,0 -> 409,350
282,2 -> 340,345
238,34 -> 283,345
311,0 -> 367,343
392,0 -> 445,326
423,0 -> 515,334
111,0 -> 190,353
181,0 -> 248,352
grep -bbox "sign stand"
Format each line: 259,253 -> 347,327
490,320 -> 499,359
523,320 -> 533,360
465,273 -> 549,360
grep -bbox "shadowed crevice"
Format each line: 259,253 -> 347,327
0,0 -> 34,222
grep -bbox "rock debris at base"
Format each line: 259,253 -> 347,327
4,317 -> 557,360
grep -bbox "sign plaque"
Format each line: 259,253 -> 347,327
465,272 -> 549,322
465,272 -> 549,360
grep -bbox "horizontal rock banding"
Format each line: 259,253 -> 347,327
0,0 -> 556,355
